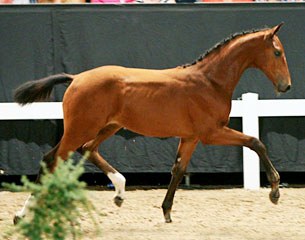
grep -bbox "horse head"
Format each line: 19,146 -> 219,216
254,23 -> 291,93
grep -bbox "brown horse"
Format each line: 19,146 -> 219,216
13,23 -> 291,223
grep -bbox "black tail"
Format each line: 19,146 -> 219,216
14,73 -> 73,105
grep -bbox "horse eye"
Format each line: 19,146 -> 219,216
274,50 -> 282,57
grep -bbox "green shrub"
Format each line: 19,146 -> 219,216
4,153 -> 98,240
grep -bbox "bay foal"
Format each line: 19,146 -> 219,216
14,24 -> 291,223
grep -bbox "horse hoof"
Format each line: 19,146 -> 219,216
114,196 -> 124,207
13,215 -> 22,225
163,211 -> 172,223
269,189 -> 280,204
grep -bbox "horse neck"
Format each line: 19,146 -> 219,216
194,33 -> 264,97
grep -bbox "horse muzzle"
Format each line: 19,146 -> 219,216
276,81 -> 291,93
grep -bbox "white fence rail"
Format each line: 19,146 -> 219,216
1,92 -> 305,190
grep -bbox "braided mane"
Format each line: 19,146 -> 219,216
182,27 -> 268,68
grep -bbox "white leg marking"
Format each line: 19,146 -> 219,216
107,172 -> 126,199
15,194 -> 33,219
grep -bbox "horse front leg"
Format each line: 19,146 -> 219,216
203,126 -> 280,204
248,138 -> 280,204
162,138 -> 198,223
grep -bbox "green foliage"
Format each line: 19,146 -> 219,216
4,153 -> 98,240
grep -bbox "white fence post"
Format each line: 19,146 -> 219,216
241,93 -> 260,190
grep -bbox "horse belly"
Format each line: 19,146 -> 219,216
117,104 -> 194,138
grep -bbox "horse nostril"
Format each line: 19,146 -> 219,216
286,85 -> 291,91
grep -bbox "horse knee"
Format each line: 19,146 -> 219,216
81,140 -> 95,153
171,163 -> 181,176
248,138 -> 266,155
171,159 -> 186,177
80,141 -> 97,163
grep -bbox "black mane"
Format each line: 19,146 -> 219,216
182,27 -> 268,68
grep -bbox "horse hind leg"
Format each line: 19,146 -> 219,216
14,123 -> 123,224
85,149 -> 126,207
14,130 -> 93,225
80,123 -> 126,207
14,143 -> 61,224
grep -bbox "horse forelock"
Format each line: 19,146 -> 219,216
182,27 -> 269,68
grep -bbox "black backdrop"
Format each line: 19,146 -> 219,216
1,4 -> 305,175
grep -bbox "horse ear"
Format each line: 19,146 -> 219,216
265,23 -> 284,40
271,22 -> 284,37
268,22 -> 284,39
